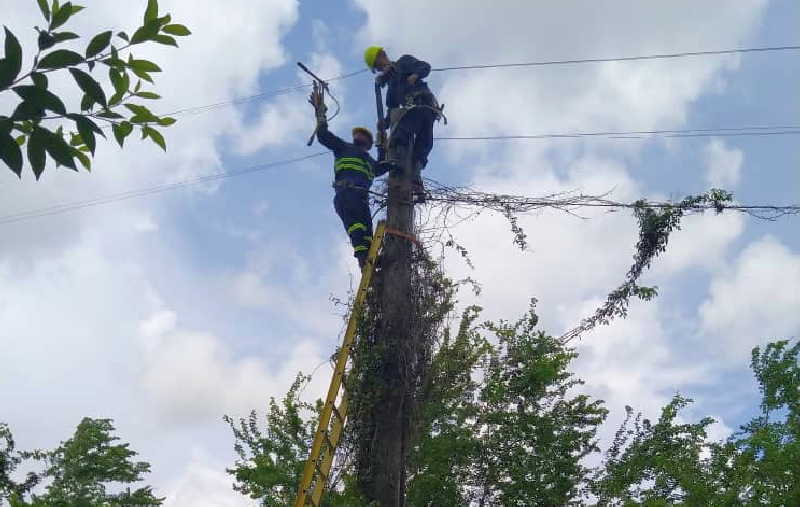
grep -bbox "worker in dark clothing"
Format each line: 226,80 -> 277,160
309,82 -> 388,269
364,46 -> 439,202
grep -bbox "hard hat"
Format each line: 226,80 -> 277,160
363,46 -> 383,70
352,127 -> 374,144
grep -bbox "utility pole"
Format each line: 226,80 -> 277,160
358,88 -> 416,506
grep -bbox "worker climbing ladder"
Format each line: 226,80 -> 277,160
294,220 -> 387,507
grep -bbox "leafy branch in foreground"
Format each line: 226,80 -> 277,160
0,0 -> 191,179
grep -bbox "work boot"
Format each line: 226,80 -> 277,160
412,160 -> 427,203
412,178 -> 427,204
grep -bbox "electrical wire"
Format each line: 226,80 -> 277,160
0,152 -> 326,225
156,45 -> 799,119
3,120 -> 799,225
434,126 -> 800,141
431,45 -> 800,71
163,69 -> 369,118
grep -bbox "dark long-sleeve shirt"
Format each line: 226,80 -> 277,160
317,122 -> 386,189
382,54 -> 432,109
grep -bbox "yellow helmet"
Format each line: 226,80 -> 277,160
352,127 -> 374,144
363,46 -> 383,70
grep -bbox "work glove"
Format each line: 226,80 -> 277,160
375,66 -> 394,86
308,81 -> 327,121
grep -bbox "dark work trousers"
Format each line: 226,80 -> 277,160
391,106 -> 436,170
333,186 -> 373,263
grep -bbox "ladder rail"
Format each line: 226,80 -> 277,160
294,221 -> 386,507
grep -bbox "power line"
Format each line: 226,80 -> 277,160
0,152 -> 326,225
435,125 -> 800,141
3,121 -> 799,225
431,45 -> 800,71
163,69 -> 369,118
159,45 -> 799,119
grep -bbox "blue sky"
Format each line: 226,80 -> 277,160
1,0 -> 798,504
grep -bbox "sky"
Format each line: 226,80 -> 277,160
1,0 -> 799,505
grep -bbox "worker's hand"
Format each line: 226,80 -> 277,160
407,73 -> 419,85
308,81 -> 326,112
375,66 -> 393,86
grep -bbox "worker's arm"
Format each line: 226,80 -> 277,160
316,121 -> 346,152
395,54 -> 431,80
371,153 -> 389,178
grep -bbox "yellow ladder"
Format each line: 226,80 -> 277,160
294,220 -> 386,507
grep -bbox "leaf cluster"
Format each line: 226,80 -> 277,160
1,0 -> 190,179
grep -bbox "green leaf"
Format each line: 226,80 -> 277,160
71,145 -> 90,171
37,30 -> 56,50
67,114 -> 104,155
52,31 -> 80,43
162,24 -> 191,36
86,30 -> 112,58
131,20 -> 160,44
37,0 -> 51,21
0,27 -> 22,88
68,67 -> 107,107
27,127 -> 47,179
108,68 -> 129,105
124,103 -> 154,118
95,110 -> 123,119
43,130 -> 76,170
69,4 -> 84,15
38,49 -> 83,69
11,100 -> 43,120
144,0 -> 158,23
117,31 -> 129,42
130,67 -> 152,83
157,116 -> 176,126
142,125 -> 165,151
136,91 -> 160,99
49,1 -> 74,30
112,121 -> 132,147
31,72 -> 48,89
3,26 -> 22,74
12,85 -> 67,114
129,59 -> 162,73
0,130 -> 23,176
80,92 -> 93,111
153,34 -> 178,47
15,134 -> 26,146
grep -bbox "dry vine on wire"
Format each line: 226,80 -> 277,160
369,179 -> 799,342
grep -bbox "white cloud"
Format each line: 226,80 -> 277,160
700,235 -> 800,361
162,451 -> 253,507
138,312 -> 326,424
705,138 -> 744,187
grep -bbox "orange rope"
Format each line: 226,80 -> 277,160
384,227 -> 421,247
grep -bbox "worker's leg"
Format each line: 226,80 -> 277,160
334,188 -> 373,267
411,107 -> 436,169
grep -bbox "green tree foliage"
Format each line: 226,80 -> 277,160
0,417 -> 162,506
224,374 -> 367,506
227,302 -> 609,506
0,0 -> 190,179
0,423 -> 41,504
591,340 -> 800,505
227,302 -> 799,506
470,303 -> 607,505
